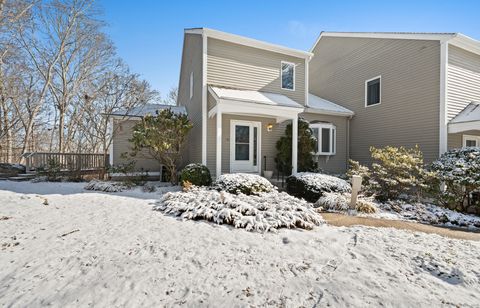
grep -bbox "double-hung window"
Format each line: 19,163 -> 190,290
310,123 -> 336,155
281,61 -> 295,90
365,76 -> 381,107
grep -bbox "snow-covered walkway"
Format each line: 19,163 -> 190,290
1,182 -> 479,307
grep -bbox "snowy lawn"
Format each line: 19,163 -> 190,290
1,181 -> 480,307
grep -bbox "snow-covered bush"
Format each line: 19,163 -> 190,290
214,173 -> 275,195
369,146 -> 434,201
179,163 -> 212,187
286,172 -> 351,203
356,199 -> 377,213
155,186 -> 324,232
315,192 -> 349,211
84,180 -> 127,192
316,192 -> 377,213
431,147 -> 480,213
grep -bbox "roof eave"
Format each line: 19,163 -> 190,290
304,107 -> 355,117
310,32 -> 457,53
186,28 -> 313,59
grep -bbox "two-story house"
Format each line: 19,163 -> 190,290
177,28 -> 354,178
109,29 -> 480,179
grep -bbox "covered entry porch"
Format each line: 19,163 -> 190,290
448,102 -> 480,148
207,86 -> 304,178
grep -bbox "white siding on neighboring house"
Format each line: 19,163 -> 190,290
447,45 -> 480,120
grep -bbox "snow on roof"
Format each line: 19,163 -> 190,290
450,102 -> 480,123
108,104 -> 187,118
306,94 -> 354,117
209,86 -> 304,109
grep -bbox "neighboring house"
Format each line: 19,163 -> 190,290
107,104 -> 186,172
177,28 -> 354,178
309,32 -> 480,165
111,29 -> 480,179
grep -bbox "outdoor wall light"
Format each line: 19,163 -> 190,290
267,123 -> 273,131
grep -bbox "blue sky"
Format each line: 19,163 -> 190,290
100,0 -> 480,98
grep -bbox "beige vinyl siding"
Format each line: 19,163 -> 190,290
447,45 -> 480,120
112,119 -> 162,172
448,131 -> 480,149
207,38 -> 306,105
177,33 -> 203,166
301,113 -> 349,173
310,37 -> 440,164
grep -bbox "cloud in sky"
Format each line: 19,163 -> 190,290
287,20 -> 322,39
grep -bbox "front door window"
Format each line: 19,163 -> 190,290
235,125 -> 250,160
230,121 -> 261,173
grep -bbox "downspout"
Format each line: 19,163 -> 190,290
346,115 -> 352,170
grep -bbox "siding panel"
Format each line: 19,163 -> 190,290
178,34 -> 203,166
207,38 -> 306,105
447,45 -> 480,120
310,37 -> 440,164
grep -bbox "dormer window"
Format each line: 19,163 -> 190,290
281,61 -> 295,90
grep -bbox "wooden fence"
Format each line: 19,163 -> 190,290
23,152 -> 109,173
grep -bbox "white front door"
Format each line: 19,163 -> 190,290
230,120 -> 261,173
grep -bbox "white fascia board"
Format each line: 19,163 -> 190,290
186,28 -> 313,59
311,31 -> 455,52
448,121 -> 480,134
304,108 -> 354,117
449,33 -> 480,55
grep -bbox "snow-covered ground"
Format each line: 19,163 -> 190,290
361,198 -> 480,230
1,181 -> 480,307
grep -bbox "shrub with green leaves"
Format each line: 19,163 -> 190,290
275,118 -> 317,175
37,158 -> 62,182
369,145 -> 432,201
431,147 -> 480,212
179,163 -> 212,187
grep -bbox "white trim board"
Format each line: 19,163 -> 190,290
186,28 -> 312,59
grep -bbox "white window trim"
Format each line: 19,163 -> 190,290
365,75 -> 381,108
281,61 -> 295,91
310,123 -> 336,155
462,135 -> 480,147
189,71 -> 194,99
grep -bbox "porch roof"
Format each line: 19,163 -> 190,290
208,86 -> 304,122
306,94 -> 354,117
448,102 -> 480,133
209,86 -> 304,108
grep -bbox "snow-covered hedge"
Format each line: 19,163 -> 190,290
431,147 -> 480,213
179,163 -> 212,186
286,172 -> 351,203
214,173 -> 275,195
84,180 -> 127,192
155,187 -> 324,232
316,192 -> 377,213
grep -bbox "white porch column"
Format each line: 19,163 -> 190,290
291,117 -> 298,174
216,109 -> 222,178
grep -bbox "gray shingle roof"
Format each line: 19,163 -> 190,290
107,104 -> 187,117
